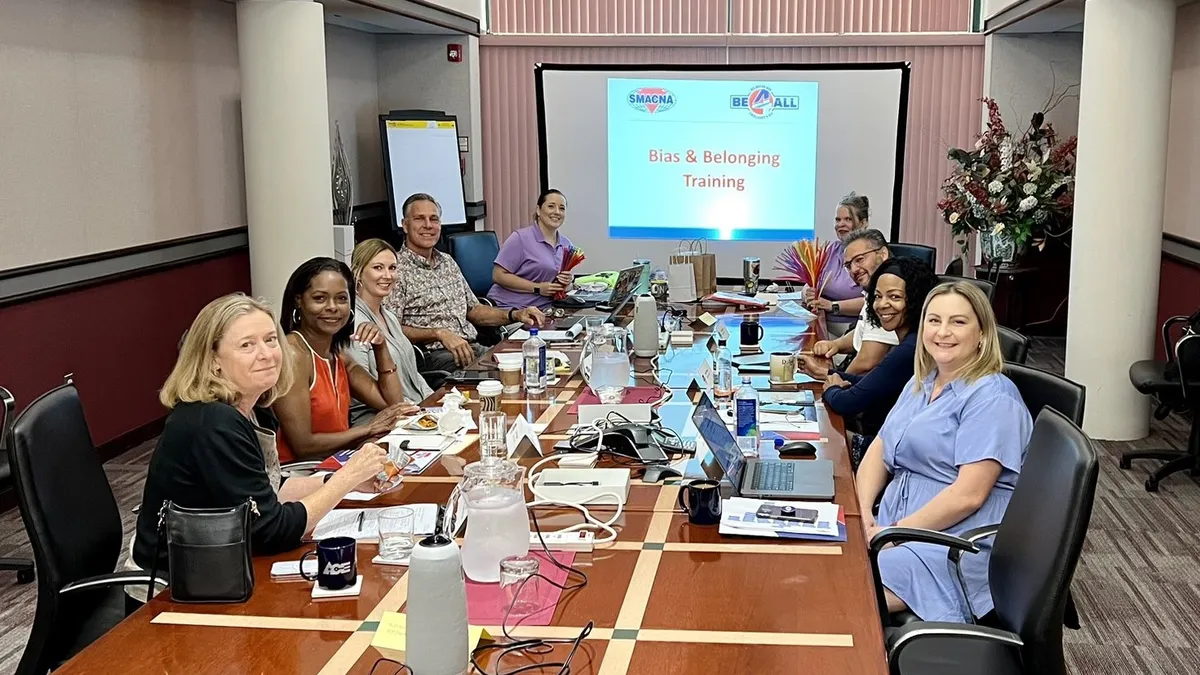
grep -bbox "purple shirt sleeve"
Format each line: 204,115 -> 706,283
493,229 -> 528,274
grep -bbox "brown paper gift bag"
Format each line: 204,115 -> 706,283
671,239 -> 717,298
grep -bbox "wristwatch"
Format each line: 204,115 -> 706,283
831,302 -> 841,314
533,285 -> 541,296
508,308 -> 517,323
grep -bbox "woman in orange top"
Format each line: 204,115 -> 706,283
274,257 -> 419,462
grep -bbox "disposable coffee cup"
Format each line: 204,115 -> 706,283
497,365 -> 522,394
478,380 -> 503,411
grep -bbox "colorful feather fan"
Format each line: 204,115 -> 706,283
556,247 -> 586,299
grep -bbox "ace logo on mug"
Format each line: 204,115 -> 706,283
301,536 -> 357,590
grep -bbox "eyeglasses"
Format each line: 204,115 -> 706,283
843,248 -> 883,271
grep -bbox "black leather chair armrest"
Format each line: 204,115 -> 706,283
869,527 -> 980,556
869,527 -> 980,623
280,460 -> 324,478
1162,315 -> 1191,366
946,524 -> 1000,563
423,370 -> 454,391
61,571 -> 168,595
887,621 -> 1022,670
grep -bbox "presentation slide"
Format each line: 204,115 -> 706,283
608,78 -> 819,242
538,66 -> 907,278
381,118 -> 467,226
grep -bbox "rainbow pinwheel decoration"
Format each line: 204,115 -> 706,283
774,239 -> 837,296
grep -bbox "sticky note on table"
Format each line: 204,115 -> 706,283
697,312 -> 718,327
370,612 -> 487,653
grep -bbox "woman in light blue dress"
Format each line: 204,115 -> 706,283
855,280 -> 1033,623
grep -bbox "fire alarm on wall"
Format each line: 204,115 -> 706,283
447,44 -> 462,62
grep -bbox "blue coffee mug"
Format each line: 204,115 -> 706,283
300,536 -> 357,590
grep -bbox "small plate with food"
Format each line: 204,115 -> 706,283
403,413 -> 441,433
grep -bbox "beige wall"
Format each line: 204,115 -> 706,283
1163,2 -> 1200,243
984,32 -> 1082,139
377,34 -> 482,203
326,24 -> 384,205
0,1 -> 393,272
0,0 -> 243,271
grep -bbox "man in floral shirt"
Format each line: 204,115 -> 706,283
386,193 -> 545,371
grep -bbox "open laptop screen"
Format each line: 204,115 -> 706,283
691,393 -> 745,488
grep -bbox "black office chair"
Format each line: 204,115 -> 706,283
938,275 -> 996,303
889,243 -> 937,270
447,231 -> 500,299
875,408 -> 1099,675
1120,316 -> 1200,492
9,381 -> 165,674
0,387 -> 35,584
944,257 -> 965,276
1002,362 -> 1087,631
1003,363 -> 1085,428
997,326 -> 1031,364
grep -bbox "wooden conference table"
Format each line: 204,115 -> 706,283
56,303 -> 888,675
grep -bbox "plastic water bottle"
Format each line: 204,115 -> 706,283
523,328 -> 547,394
735,376 -> 759,456
715,339 -> 734,404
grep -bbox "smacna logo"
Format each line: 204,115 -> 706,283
730,86 -> 800,118
627,87 -> 677,114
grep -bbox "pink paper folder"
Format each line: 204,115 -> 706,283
567,386 -> 667,415
465,551 -> 575,626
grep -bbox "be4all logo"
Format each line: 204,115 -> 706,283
730,86 -> 800,118
628,87 -> 677,114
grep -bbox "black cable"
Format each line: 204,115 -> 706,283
469,510 -> 592,674
369,657 -> 414,675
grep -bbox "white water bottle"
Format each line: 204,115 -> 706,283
406,533 -> 470,675
523,328 -> 547,394
715,339 -> 734,403
632,294 -> 659,358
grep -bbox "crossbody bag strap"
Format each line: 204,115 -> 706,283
146,500 -> 170,605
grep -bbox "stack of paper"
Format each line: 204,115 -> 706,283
310,504 -> 439,542
719,497 -> 846,542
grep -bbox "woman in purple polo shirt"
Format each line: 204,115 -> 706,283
488,189 -> 574,310
805,192 -> 874,337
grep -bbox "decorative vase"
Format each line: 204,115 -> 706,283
979,228 -> 1027,267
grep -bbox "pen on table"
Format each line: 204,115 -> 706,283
356,512 -> 365,533
543,480 -> 600,486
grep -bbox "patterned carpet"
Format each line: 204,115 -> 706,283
0,339 -> 1198,674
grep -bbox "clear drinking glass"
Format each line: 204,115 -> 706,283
377,506 -> 415,562
582,316 -> 605,336
499,554 -> 543,619
479,411 -> 507,463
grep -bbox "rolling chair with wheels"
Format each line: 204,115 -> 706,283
0,387 -> 35,584
1120,315 -> 1200,491
997,326 -> 1031,364
889,243 -> 937,270
9,381 -> 166,674
873,409 -> 1099,675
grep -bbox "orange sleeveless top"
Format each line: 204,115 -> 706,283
278,335 -> 351,463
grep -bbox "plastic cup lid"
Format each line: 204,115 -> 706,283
478,380 -> 503,395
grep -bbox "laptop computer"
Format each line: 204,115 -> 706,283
691,393 -> 835,500
572,265 -> 642,306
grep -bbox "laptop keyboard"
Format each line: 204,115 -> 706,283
750,461 -> 794,492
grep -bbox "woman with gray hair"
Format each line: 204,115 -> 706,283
804,192 -> 873,337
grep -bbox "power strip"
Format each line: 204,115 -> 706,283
530,530 -> 595,552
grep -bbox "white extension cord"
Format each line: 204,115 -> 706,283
525,422 -> 624,545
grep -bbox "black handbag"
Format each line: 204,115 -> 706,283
147,498 -> 258,604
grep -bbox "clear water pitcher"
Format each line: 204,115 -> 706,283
460,460 -> 530,583
582,325 -> 631,404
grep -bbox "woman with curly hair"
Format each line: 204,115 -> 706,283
822,256 -> 937,442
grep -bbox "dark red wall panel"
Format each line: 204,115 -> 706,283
1156,255 -> 1200,362
0,252 -> 250,446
